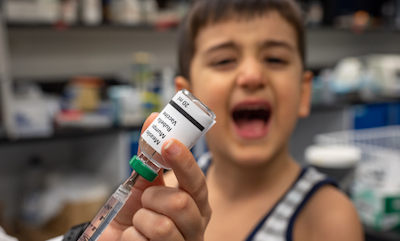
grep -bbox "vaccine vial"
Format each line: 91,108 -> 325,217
78,89 -> 215,241
129,89 -> 216,182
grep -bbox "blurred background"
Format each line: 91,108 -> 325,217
0,0 -> 400,240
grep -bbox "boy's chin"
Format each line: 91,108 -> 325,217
230,149 -> 277,167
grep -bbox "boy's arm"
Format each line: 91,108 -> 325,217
295,185 -> 364,241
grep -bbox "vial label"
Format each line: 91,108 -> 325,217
141,90 -> 215,155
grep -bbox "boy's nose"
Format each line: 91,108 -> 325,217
236,59 -> 266,91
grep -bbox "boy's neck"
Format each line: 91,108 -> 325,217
207,148 -> 301,201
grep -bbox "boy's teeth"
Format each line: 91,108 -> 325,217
238,106 -> 267,111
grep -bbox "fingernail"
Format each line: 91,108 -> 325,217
165,140 -> 181,157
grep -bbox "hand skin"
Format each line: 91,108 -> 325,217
98,113 -> 211,241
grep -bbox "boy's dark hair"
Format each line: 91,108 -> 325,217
178,0 -> 305,80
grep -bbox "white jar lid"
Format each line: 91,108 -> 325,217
305,145 -> 361,168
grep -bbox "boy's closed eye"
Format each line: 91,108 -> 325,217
264,56 -> 289,68
210,57 -> 238,70
265,57 -> 285,63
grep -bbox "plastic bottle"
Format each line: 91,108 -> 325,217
82,0 -> 102,25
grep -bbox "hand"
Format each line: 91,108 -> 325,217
99,113 -> 211,241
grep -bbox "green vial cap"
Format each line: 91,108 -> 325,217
129,155 -> 158,182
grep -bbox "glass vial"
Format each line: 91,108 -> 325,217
130,89 -> 216,180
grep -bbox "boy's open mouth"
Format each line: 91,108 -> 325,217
232,103 -> 271,139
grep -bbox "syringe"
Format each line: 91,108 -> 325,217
76,89 -> 216,241
77,171 -> 140,241
76,154 -> 161,241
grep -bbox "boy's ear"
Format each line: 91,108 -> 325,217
298,70 -> 313,118
175,75 -> 191,92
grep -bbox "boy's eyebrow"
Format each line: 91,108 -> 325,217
261,40 -> 295,52
203,40 -> 295,55
204,41 -> 239,54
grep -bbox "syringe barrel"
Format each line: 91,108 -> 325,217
113,185 -> 131,203
77,185 -> 131,241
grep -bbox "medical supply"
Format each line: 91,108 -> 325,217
315,126 -> 400,231
78,89 -> 216,241
82,0 -> 102,25
68,76 -> 104,112
108,85 -> 144,126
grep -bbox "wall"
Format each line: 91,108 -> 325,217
7,28 -> 400,79
307,29 -> 400,69
8,27 -> 178,79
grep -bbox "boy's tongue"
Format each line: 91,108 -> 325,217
236,119 -> 266,133
233,108 -> 270,138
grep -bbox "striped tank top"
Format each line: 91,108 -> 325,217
197,152 -> 337,241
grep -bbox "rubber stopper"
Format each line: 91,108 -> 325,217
129,155 -> 158,182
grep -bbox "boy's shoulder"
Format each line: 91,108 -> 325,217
294,184 -> 364,241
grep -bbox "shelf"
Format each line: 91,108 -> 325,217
6,22 -> 179,32
307,26 -> 400,34
7,22 -> 400,34
311,94 -> 400,112
2,98 -> 400,144
311,103 -> 349,112
0,125 -> 142,145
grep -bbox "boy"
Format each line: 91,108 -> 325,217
97,0 -> 364,240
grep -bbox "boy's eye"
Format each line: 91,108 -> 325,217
265,57 -> 286,65
210,58 -> 237,70
212,58 -> 237,66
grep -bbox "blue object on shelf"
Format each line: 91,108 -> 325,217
353,103 -> 388,129
352,102 -> 400,129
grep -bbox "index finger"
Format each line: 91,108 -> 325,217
161,139 -> 210,217
111,112 -> 164,228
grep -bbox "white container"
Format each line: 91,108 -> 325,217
82,0 -> 102,25
305,145 -> 361,169
305,145 -> 361,190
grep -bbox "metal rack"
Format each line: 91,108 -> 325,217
315,126 -> 400,238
